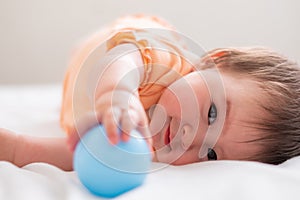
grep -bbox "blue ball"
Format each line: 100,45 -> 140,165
73,125 -> 151,198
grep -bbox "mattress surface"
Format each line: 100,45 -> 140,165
0,85 -> 299,200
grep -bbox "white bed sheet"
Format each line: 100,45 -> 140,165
0,85 -> 300,200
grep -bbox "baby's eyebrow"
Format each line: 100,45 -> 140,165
225,99 -> 232,126
218,99 -> 232,160
220,98 -> 232,138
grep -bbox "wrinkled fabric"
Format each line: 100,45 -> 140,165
1,85 -> 300,200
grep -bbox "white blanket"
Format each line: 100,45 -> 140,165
0,85 -> 300,200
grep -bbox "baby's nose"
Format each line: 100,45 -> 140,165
181,125 -> 194,150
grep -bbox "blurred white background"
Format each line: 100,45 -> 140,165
0,0 -> 299,84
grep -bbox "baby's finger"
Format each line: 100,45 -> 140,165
136,124 -> 153,146
134,109 -> 153,150
103,107 -> 122,145
120,109 -> 139,142
136,124 -> 154,159
137,108 -> 151,139
67,130 -> 79,152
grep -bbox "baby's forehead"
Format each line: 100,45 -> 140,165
172,69 -> 264,113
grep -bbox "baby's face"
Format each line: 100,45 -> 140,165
149,69 -> 262,165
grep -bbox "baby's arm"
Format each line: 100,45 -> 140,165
67,43 -> 151,150
0,129 -> 73,171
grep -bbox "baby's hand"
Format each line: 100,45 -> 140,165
67,90 -> 152,151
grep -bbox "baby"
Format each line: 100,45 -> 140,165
1,14 -> 300,171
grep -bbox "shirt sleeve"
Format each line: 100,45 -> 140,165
106,29 -> 194,109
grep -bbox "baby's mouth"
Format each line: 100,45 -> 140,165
164,125 -> 171,145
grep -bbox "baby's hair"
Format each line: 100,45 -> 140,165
200,47 -> 300,164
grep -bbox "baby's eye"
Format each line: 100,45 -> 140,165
207,148 -> 218,160
208,103 -> 217,125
